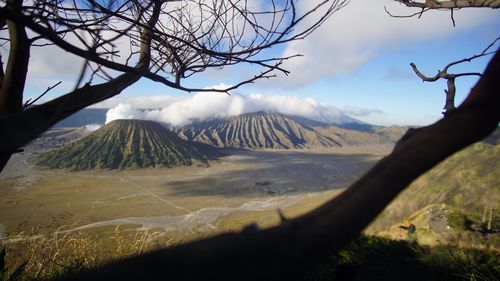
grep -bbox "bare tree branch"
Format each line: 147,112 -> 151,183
22,81 -> 62,109
409,37 -> 499,115
410,62 -> 440,82
59,51 -> 500,281
0,1 -> 346,93
386,0 -> 500,26
395,0 -> 500,9
384,6 -> 430,18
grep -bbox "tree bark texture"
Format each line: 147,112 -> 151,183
0,0 -> 162,171
0,0 -> 30,116
397,0 -> 500,9
60,51 -> 500,281
444,77 -> 456,114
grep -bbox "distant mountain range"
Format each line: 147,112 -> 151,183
176,112 -> 407,149
51,108 -> 370,129
176,112 -> 338,149
38,112 -> 411,170
36,120 -> 220,170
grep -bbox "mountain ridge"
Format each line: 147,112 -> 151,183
36,119 -> 219,170
175,112 -> 344,149
175,112 -> 407,149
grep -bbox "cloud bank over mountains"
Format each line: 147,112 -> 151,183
105,89 -> 380,126
266,0 -> 498,88
19,0 -> 497,94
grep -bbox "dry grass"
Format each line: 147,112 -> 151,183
1,225 -> 168,280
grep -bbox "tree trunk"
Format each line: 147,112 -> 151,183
0,0 -> 29,116
0,0 -> 163,172
443,77 -> 456,115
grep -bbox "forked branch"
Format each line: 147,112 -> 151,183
409,37 -> 499,115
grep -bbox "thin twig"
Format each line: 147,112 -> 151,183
450,8 -> 455,27
23,81 -> 62,109
384,6 -> 430,18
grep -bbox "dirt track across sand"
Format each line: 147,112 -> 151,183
0,139 -> 390,235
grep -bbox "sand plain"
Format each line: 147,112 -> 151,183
0,129 -> 392,239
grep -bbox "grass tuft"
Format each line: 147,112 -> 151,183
1,226 -> 167,280
305,236 -> 499,281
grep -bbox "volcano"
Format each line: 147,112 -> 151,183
36,119 -> 217,170
175,112 -> 344,149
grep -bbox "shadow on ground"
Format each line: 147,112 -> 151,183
165,150 -> 379,197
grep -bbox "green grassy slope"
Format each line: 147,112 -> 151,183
304,236 -> 499,281
35,120 -> 218,170
368,141 -> 499,234
377,203 -> 500,247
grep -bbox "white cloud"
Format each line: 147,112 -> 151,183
92,95 -> 185,109
83,124 -> 102,131
341,106 -> 383,117
264,0 -> 498,88
105,85 -> 373,126
244,94 -> 349,123
144,91 -> 246,126
28,43 -> 85,79
360,111 -> 439,127
106,104 -> 147,122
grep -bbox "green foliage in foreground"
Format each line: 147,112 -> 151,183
446,210 -> 476,232
305,236 -> 499,281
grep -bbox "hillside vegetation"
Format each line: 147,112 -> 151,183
368,140 -> 499,235
35,120 -> 218,170
305,236 -> 499,281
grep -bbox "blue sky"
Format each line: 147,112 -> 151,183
19,0 -> 500,126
